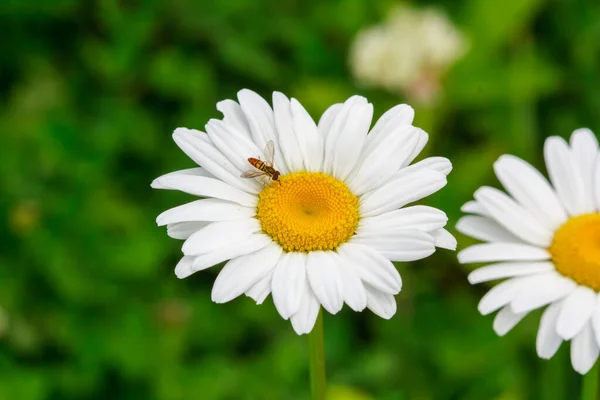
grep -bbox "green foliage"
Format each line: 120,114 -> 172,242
1,0 -> 598,398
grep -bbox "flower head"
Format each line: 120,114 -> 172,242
350,5 -> 467,104
458,128 -> 600,374
153,90 -> 454,334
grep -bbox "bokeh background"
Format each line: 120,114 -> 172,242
2,0 -> 600,399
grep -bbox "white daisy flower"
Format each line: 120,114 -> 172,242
457,128 -> 600,374
153,89 -> 455,335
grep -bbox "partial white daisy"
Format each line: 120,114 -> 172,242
457,128 -> 600,374
153,89 -> 455,335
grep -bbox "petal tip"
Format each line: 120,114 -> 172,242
173,127 -> 191,138
466,271 -> 478,285
150,178 -> 164,189
174,269 -> 190,279
456,249 -> 468,264
237,88 -> 260,102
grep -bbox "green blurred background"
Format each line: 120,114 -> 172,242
2,0 -> 600,399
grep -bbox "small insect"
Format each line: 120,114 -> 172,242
241,140 -> 281,183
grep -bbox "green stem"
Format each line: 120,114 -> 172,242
308,308 -> 326,400
581,363 -> 599,400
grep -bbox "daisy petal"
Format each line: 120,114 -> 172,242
395,129 -> 428,168
431,229 -> 457,250
556,286 -> 596,340
461,201 -> 490,217
360,169 -> 447,217
205,119 -> 263,173
364,284 -> 397,319
366,103 -> 414,146
290,286 -> 321,335
237,89 -> 275,149
327,101 -> 373,181
458,243 -> 550,264
544,136 -> 588,216
378,250 -> 435,262
467,262 -> 555,284
151,175 -> 257,207
510,272 -> 576,313
358,206 -> 448,235
182,218 -> 261,256
156,199 -> 255,226
474,187 -> 553,247
151,167 -> 214,188
237,89 -> 288,175
317,103 -> 343,139
211,242 -> 282,303
570,128 -> 598,213
175,256 -> 196,279
353,229 -> 435,263
456,215 -> 520,243
167,222 -> 209,240
571,323 -> 600,375
493,305 -> 527,336
594,155 -> 600,211
306,251 -> 344,314
216,99 -> 251,138
245,269 -> 274,305
536,300 -> 564,359
347,104 -> 415,185
493,155 -> 567,230
591,295 -> 600,347
337,253 -> 368,311
348,126 -> 426,195
337,243 -> 402,295
320,96 -> 369,173
290,98 -> 323,172
409,157 -> 453,176
478,277 -> 527,315
172,128 -> 260,194
272,92 -> 304,172
272,252 -> 307,320
191,234 -> 271,272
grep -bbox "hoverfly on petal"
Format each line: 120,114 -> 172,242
241,140 -> 281,182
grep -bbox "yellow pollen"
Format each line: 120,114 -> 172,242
256,171 -> 360,252
549,213 -> 600,291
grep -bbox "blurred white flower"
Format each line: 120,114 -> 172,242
153,90 -> 455,335
350,5 -> 468,104
458,128 -> 600,374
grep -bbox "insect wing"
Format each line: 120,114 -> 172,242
263,140 -> 275,166
241,169 -> 265,179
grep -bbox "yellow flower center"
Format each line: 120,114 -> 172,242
549,213 -> 600,291
256,171 -> 360,252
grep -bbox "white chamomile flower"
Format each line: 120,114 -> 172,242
153,89 -> 455,335
457,128 -> 600,374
